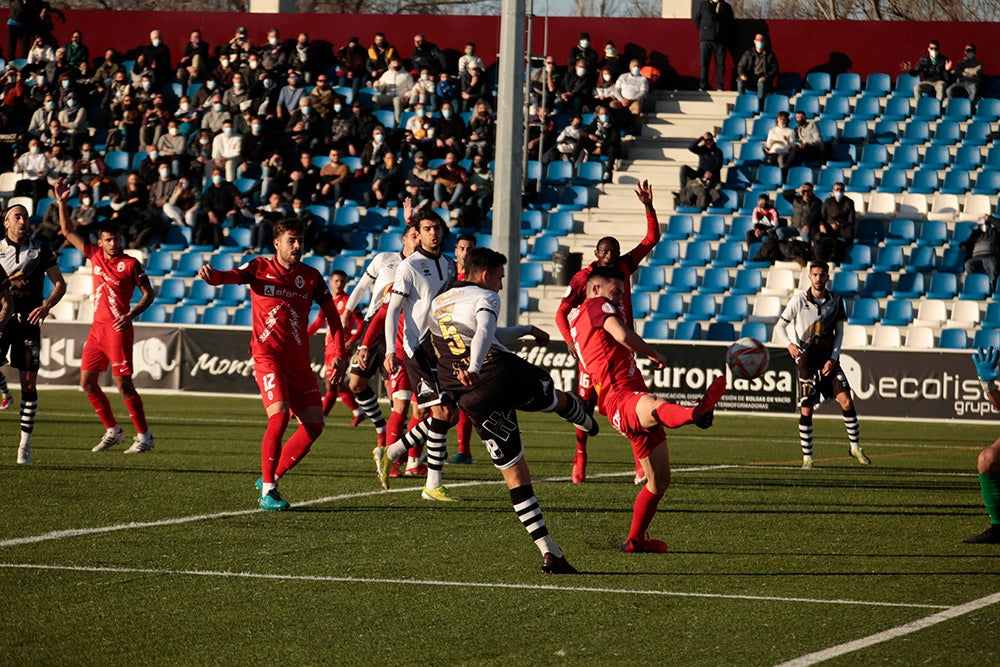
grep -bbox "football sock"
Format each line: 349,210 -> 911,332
123,393 -> 149,434
339,390 -> 359,413
628,485 -> 664,542
575,431 -> 588,457
86,390 -> 117,429
424,417 -> 450,489
654,401 -> 694,428
456,410 -> 472,456
555,392 -> 591,431
322,390 -> 337,416
386,410 -> 405,445
0,373 -> 9,394
391,417 -> 429,462
510,484 -> 562,557
275,421 -> 324,478
842,408 -> 861,450
355,386 -> 386,434
979,473 -> 1000,525
19,390 -> 37,446
799,413 -> 813,458
261,411 -> 290,484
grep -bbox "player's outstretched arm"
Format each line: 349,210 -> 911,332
53,178 -> 85,254
973,346 -> 1000,411
603,313 -> 666,370
197,264 -> 241,286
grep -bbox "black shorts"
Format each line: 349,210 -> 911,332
348,318 -> 387,380
797,357 -> 851,408
0,317 -> 41,372
404,341 -> 448,409
445,351 -> 559,470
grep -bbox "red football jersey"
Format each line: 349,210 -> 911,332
84,242 -> 149,325
309,293 -> 362,344
232,256 -> 335,361
569,297 -> 648,411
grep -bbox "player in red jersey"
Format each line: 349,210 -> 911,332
450,233 -> 476,465
570,267 -> 726,553
555,179 -> 662,484
308,269 -> 363,423
55,180 -> 157,454
198,218 -> 346,511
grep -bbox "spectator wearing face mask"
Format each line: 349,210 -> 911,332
223,72 -> 251,114
459,60 -> 485,113
360,126 -> 391,179
139,30 -> 171,88
585,105 -> 620,183
612,59 -> 649,135
276,70 -> 305,120
410,33 -> 447,77
28,92 -> 57,137
904,39 -> 953,99
529,56 -> 559,108
177,29 -> 209,85
201,93 -> 231,134
288,32 -> 317,84
599,40 -> 624,78
156,120 -> 187,177
814,182 -> 856,263
212,119 -> 243,182
458,42 -> 485,78
567,32 -> 598,70
433,101 -> 466,158
365,32 -> 397,85
557,59 -> 595,114
962,215 -> 1000,293
337,36 -> 368,100
14,138 -> 52,201
736,32 -> 778,102
373,56 -> 414,123
260,29 -> 289,73
947,43 -> 983,103
162,176 -> 199,228
409,69 -> 436,109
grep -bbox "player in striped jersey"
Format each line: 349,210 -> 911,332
431,247 -> 596,572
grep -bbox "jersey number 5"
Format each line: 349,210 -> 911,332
436,314 -> 466,356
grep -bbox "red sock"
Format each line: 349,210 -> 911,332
628,485 -> 665,542
654,402 -> 694,429
386,410 -> 405,446
262,412 -> 290,483
123,393 -> 149,433
407,416 -> 423,458
339,390 -> 359,412
275,422 -> 324,478
86,390 -> 117,429
575,430 -> 588,457
322,391 -> 337,416
456,410 -> 472,455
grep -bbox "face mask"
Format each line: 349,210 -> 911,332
269,37 -> 278,46
61,80 -> 70,89
140,81 -> 151,90
420,74 -> 429,81
200,138 -> 209,145
929,49 -> 938,57
179,102 -> 190,113
36,75 -> 45,85
755,41 -> 765,49
576,67 -> 586,77
373,134 -> 383,143
152,38 -> 161,47
293,207 -> 303,214
301,106 -> 312,116
206,80 -> 217,90
220,59 -> 229,68
159,168 -> 170,178
223,127 -> 233,135
580,40 -> 590,49
213,103 -> 222,112
211,175 -> 222,185
631,66 -> 641,76
67,98 -> 77,108
249,61 -> 259,70
82,151 -> 91,159
81,197 -> 91,206
29,146 -> 39,154
251,123 -> 261,132
333,104 -> 342,113
442,109 -> 452,119
149,150 -> 159,160
966,50 -> 975,57
416,108 -> 425,117
545,64 -> 553,72
192,37 -> 200,45
606,48 -> 616,56
603,73 -> 612,82
44,101 -> 54,111
234,82 -> 243,89
599,114 -> 608,123
465,48 -> 473,55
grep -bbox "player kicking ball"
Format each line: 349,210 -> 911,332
431,248 -> 598,573
569,267 -> 726,553
55,180 -> 157,454
199,218 -> 345,511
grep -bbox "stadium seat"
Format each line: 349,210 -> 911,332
679,241 -> 713,268
912,96 -> 941,121
643,319 -> 670,341
527,235 -> 559,261
888,144 -> 919,170
878,168 -> 908,193
830,271 -> 860,298
683,295 -> 717,321
735,142 -> 764,165
748,295 -> 782,325
842,324 -> 868,348
872,245 -> 904,272
939,328 -> 969,349
866,192 -> 897,218
848,298 -> 880,326
872,119 -> 900,144
816,167 -> 845,191
741,321 -> 770,342
160,226 -> 192,251
882,299 -> 914,327
518,288 -> 529,313
947,300 -> 981,328
663,266 -> 697,293
921,145 -> 951,170
154,278 -> 186,304
763,93 -> 790,115
730,268 -> 762,296
909,170 -> 939,195
145,250 -> 174,277
938,247 -> 966,274
172,251 -> 204,278
847,167 -> 876,193
185,281 -> 217,306
634,266 -> 665,292
855,219 -> 885,245
863,72 -> 892,97
856,145 -> 889,172
731,93 -> 760,118
717,116 -> 747,143
832,72 -> 861,97
138,305 -> 167,323
821,94 -> 850,121
520,262 -> 545,288
232,306 -> 252,327
944,97 -> 972,121
963,122 -> 991,149
928,194 -> 960,221
839,119 -> 869,144
673,321 -> 703,341
930,120 -> 961,146
925,273 -> 958,300
544,210 -> 575,236
215,283 -> 248,307
826,144 -> 856,169
898,194 -> 928,219
974,97 -> 1000,122
699,268 -> 731,294
959,273 -> 991,301
225,227 -> 252,250
104,150 -> 129,174
784,166 -> 814,191
654,293 -> 685,320
761,268 -> 796,297
913,299 -> 948,328
860,271 -> 892,298
200,306 -> 230,326
301,255 -> 328,274
972,170 -> 1000,197
631,292 -> 652,320
893,73 -> 920,97
170,305 -> 199,324
521,210 -> 543,235
748,116 -> 776,141
724,163 -> 754,190
846,192 -> 867,216
905,246 -> 937,273
792,94 -> 820,118
962,193 -> 993,221
649,240 -> 680,266
706,322 -> 736,342
870,325 -> 902,348
852,95 -> 882,122
939,173 -> 971,197
713,242 -> 744,268
716,295 -> 749,323
904,326 -> 935,349
664,215 -> 694,240
208,253 -> 235,272
803,71 -> 831,96
574,161 -> 604,186
975,329 -> 1000,348
839,246 -> 872,273
883,219 -> 916,247
694,215 -> 726,241
776,72 -> 802,95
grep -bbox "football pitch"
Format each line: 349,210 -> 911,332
2,390 -> 999,665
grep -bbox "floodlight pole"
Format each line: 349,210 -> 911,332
494,0 -> 527,326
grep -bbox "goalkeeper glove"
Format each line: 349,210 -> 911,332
972,346 -> 1000,382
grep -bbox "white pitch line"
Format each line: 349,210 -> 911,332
774,591 -> 1000,666
0,466 -> 735,549
0,562 -> 948,610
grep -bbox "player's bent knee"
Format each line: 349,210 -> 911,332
978,441 -> 1000,474
302,421 -> 324,440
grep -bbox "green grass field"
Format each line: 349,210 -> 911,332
2,389 -> 999,665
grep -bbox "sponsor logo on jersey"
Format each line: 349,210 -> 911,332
295,274 -> 305,289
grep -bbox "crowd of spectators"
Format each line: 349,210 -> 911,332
1,19 -> 653,252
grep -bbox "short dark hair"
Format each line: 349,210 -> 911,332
929,39 -> 940,48
464,247 -> 506,278
332,269 -> 349,280
809,261 -> 829,273
273,217 -> 305,239
777,110 -> 790,121
457,233 -> 476,245
96,222 -> 120,238
588,265 -> 625,284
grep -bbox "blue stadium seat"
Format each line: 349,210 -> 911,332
371,109 -> 396,128
879,168 -> 908,193
145,250 -> 174,277
200,306 -> 230,326
544,210 -> 575,236
916,220 -> 948,247
832,72 -> 861,97
784,166 -> 814,191
543,161 -> 573,186
940,171 -> 971,196
858,144 -> 888,169
975,98 -> 1000,122
830,271 -> 860,298
160,226 -> 192,251
631,292 -> 652,319
724,163 -> 754,190
856,219 -> 885,246
574,161 -> 604,186
520,261 -> 545,287
706,189 -> 739,214
748,116 -> 776,141
716,295 -> 749,323
57,247 -> 83,274
987,146 -> 1000,170
154,278 -> 186,304
959,273 -> 991,301
793,94 -> 820,117
893,73 -> 920,97
983,304 -> 1000,329
884,219 -> 916,246
921,145 -> 951,171
331,205 -> 359,229
898,120 -> 930,145
654,293 -> 685,319
852,96 -> 881,121
673,321 -> 703,341
731,268 -> 762,295
208,253 -> 234,272
104,150 -> 129,174
847,167 -> 876,193
963,121 -> 992,148
973,170 -> 1000,196
912,96 -> 941,121
643,319 -> 671,341
741,321 -> 770,342
816,167 -> 845,191
938,247 -> 966,274
925,273 -> 958,299
301,255 -> 328,274
649,240 -> 680,266
839,119 -> 869,145
225,227 -> 252,250
726,216 -> 754,242
930,120 -> 961,146
172,252 -> 203,278
330,255 -> 358,278
804,72 -> 831,95
185,281 -> 217,306
717,116 -> 747,143
872,245 -> 905,271
170,305 -> 199,324
735,142 -> 764,165
943,97 -> 972,122
557,185 -> 589,210
664,215 -> 694,240
974,329 -> 1000,348
909,169 -> 939,195
633,266 -> 664,292
953,146 -> 983,170
663,266 -> 698,293
706,322 -> 737,342
882,299 -> 914,327
872,119 -> 900,144
862,72 -> 892,97
762,94 -> 790,115
882,96 -> 911,121
215,283 -> 248,307
518,288 -> 529,313
892,273 -> 926,299
683,295 -> 717,321
888,144 -> 918,170
860,272 -> 892,298
699,268 -> 731,294
848,298 -> 880,326
716,140 -> 735,165
840,244 -> 872,271
232,306 -> 252,327
694,215 -> 726,241
939,328 -> 969,349
775,72 -> 802,95
731,93 -> 760,118
755,165 -> 783,190
138,305 -> 167,323
521,210 -> 543,235
713,242 -> 744,268
826,144 -> 856,169
679,241 -> 713,267
906,246 -> 937,273
822,95 -> 850,120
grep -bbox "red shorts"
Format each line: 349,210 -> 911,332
387,364 -> 412,400
601,388 -> 666,460
577,366 -> 597,402
253,355 -> 321,412
323,343 -> 343,382
81,323 -> 134,377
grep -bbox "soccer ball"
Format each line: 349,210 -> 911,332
726,337 -> 769,380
